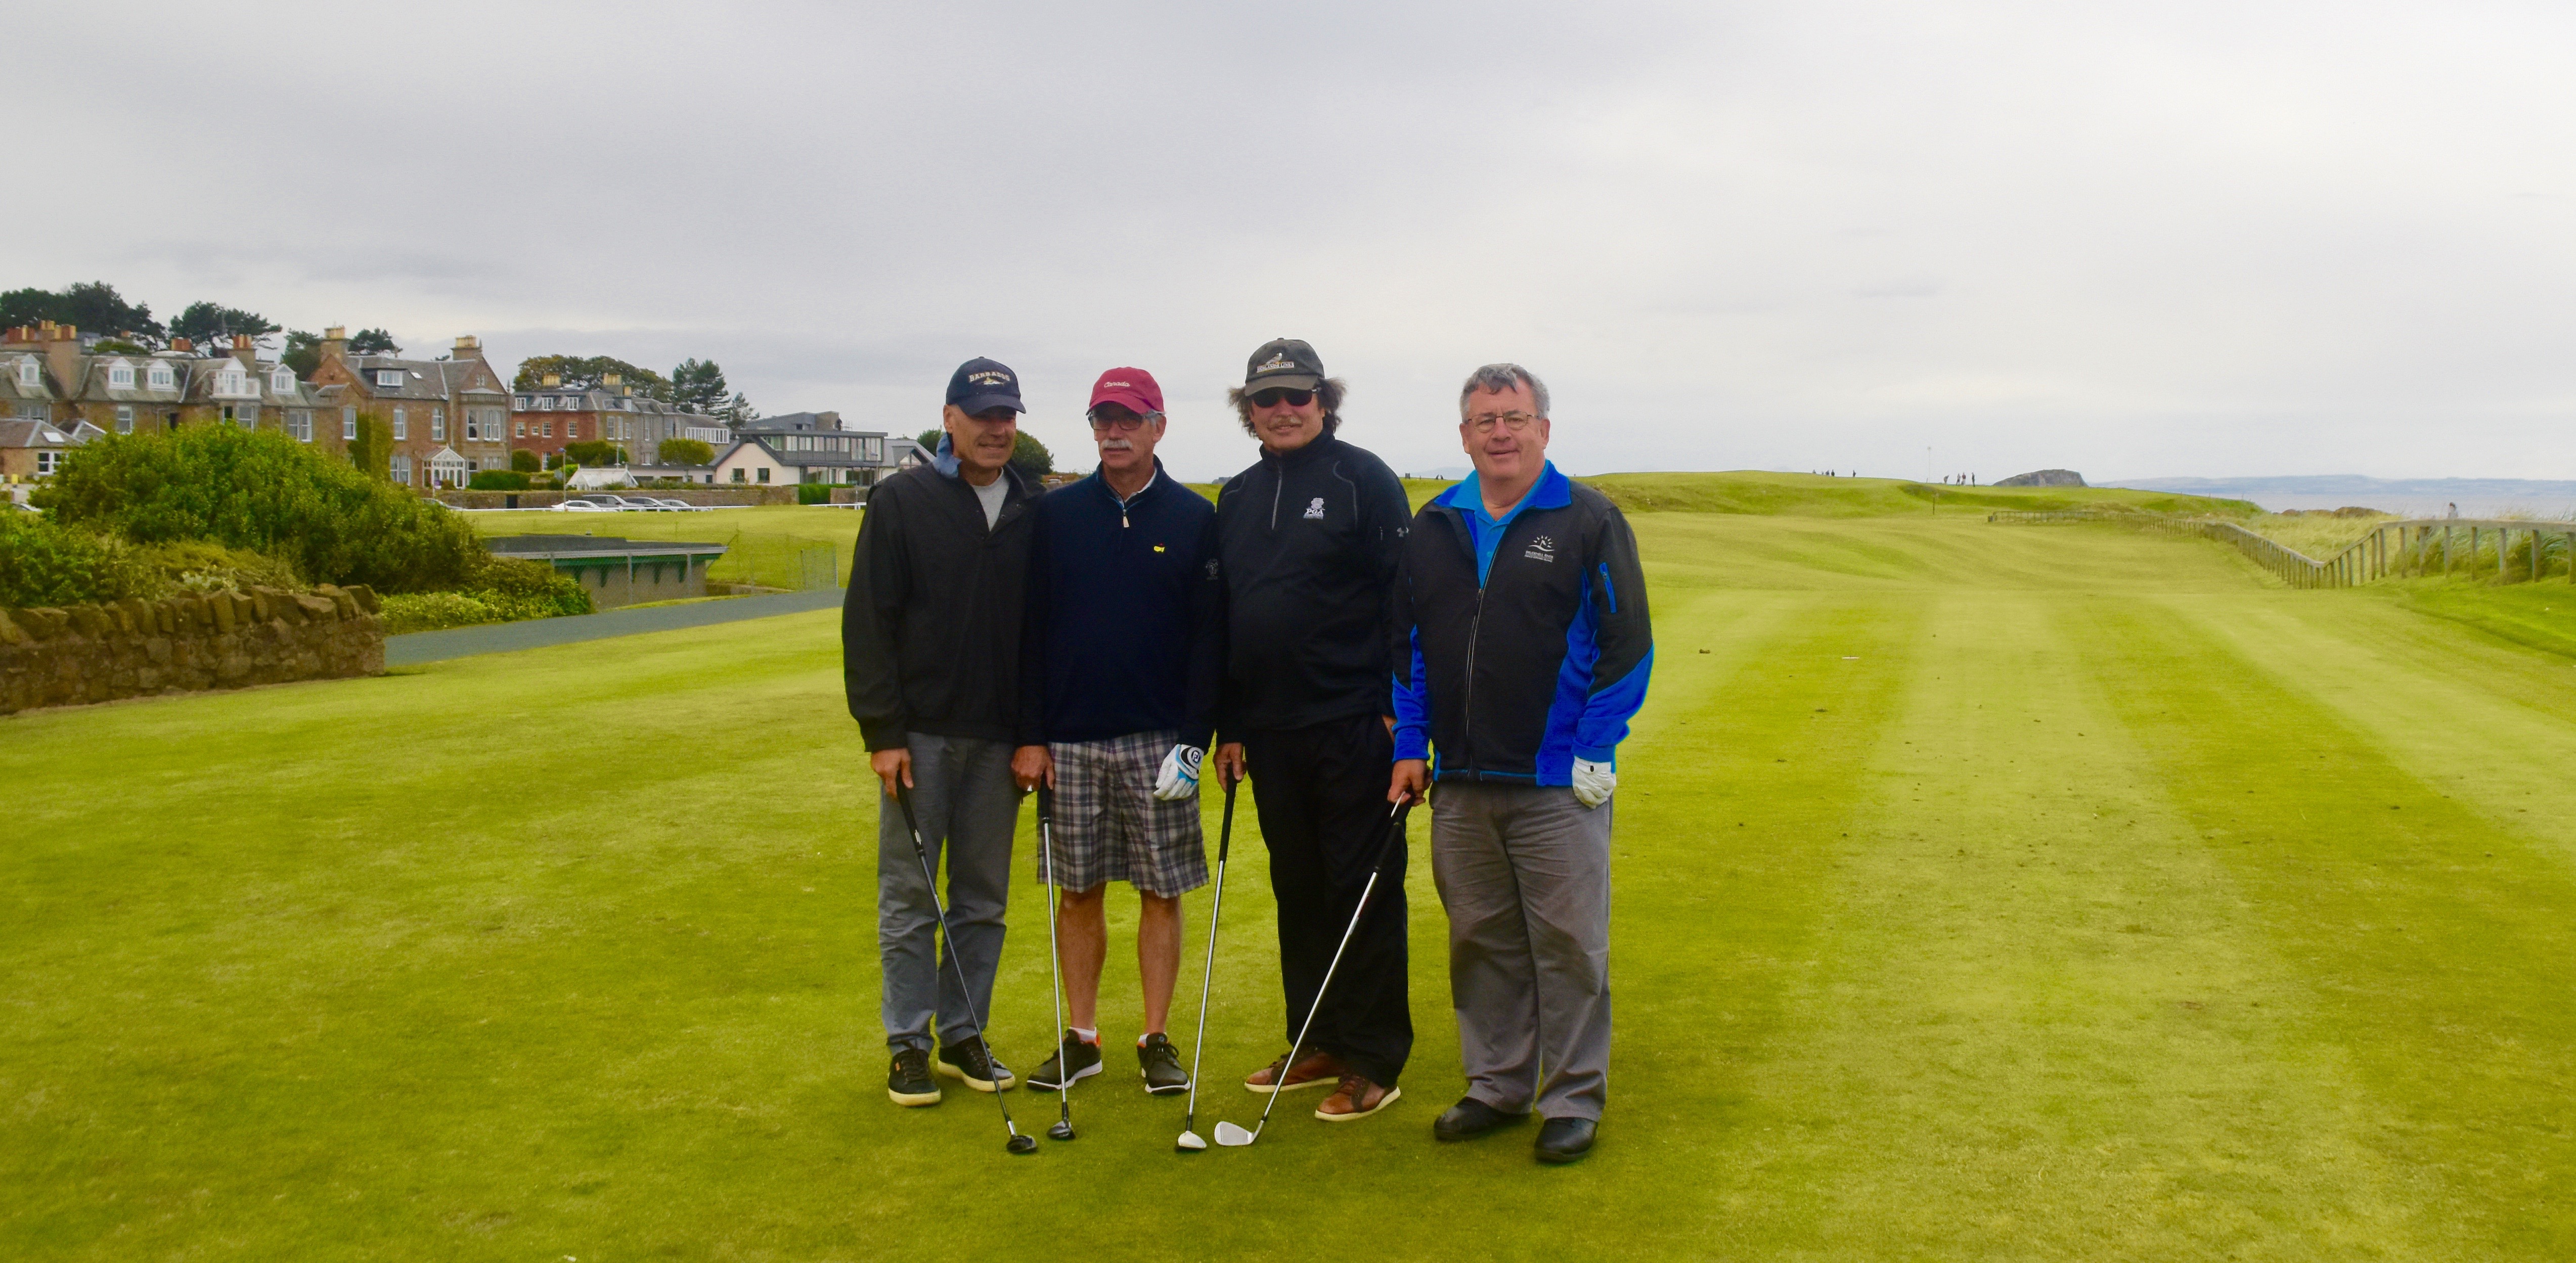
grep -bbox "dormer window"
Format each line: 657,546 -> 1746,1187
14,358 -> 36,389
148,363 -> 174,390
107,361 -> 135,389
375,370 -> 403,388
218,370 -> 248,396
272,369 -> 295,393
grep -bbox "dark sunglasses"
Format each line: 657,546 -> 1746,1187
1249,387 -> 1315,409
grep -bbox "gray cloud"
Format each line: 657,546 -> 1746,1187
8,1 -> 2572,482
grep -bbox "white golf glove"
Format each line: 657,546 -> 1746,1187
1571,757 -> 1617,808
1153,744 -> 1205,801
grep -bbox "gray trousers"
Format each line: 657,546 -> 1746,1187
1431,782 -> 1614,1121
877,733 -> 1019,1053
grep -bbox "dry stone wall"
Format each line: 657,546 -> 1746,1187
0,584 -> 383,715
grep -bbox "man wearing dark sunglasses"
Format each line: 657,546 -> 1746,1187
1211,338 -> 1416,1124
1018,368 -> 1224,1098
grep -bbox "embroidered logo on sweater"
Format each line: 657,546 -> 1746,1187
1304,497 -> 1325,520
1523,534 -> 1557,563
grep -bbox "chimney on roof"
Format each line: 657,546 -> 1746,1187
4,326 -> 26,344
170,337 -> 194,354
320,325 -> 347,365
451,334 -> 483,360
42,325 -> 83,394
230,334 -> 257,367
541,373 -> 561,388
602,373 -> 622,393
818,411 -> 842,431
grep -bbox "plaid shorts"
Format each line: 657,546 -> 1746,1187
1043,730 -> 1208,896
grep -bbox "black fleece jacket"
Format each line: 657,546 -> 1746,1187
1213,433 -> 1410,737
841,459 -> 1043,752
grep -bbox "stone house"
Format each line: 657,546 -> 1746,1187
0,418 -> 80,481
306,329 -> 513,488
2,323 -> 338,448
508,375 -> 729,472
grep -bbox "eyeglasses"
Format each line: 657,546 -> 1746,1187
1465,412 -> 1539,434
1249,387 -> 1315,409
1088,409 -> 1161,431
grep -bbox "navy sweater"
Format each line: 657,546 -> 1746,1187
1020,461 -> 1226,748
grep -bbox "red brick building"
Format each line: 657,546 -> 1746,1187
509,375 -> 729,472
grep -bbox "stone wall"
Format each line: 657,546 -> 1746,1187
0,584 -> 384,715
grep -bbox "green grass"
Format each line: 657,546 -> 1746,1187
10,483 -> 2576,1258
468,504 -> 860,589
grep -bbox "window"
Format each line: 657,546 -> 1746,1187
36,449 -> 64,475
148,364 -> 174,391
288,409 -> 312,441
235,404 -> 257,427
218,370 -> 247,395
108,362 -> 135,389
14,358 -> 36,388
272,369 -> 294,393
542,421 -> 553,438
115,405 -> 134,433
731,467 -> 745,483
514,420 -> 525,438
375,370 -> 403,388
343,408 -> 357,440
432,409 -> 446,441
757,466 -> 770,483
390,454 -> 413,484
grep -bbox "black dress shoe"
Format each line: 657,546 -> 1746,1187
1434,1097 -> 1529,1142
1534,1116 -> 1596,1163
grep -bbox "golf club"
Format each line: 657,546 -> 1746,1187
893,782 -> 1039,1156
1213,794 -> 1414,1149
1176,777 -> 1239,1152
1036,787 -> 1075,1142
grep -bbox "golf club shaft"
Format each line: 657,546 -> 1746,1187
1182,779 -> 1237,1130
1246,796 -> 1412,1138
1038,787 -> 1071,1129
893,783 -> 1026,1141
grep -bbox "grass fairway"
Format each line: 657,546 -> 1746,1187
8,505 -> 2576,1259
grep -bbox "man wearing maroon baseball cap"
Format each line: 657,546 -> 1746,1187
1018,367 -> 1226,1098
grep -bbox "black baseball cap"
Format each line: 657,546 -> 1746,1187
946,357 -> 1025,415
1243,338 -> 1324,391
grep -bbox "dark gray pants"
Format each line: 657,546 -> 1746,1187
1431,783 -> 1613,1121
877,733 -> 1019,1053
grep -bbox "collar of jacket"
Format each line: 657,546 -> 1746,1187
1257,432 -> 1340,472
1084,456 -> 1168,506
931,434 -> 1036,500
1432,461 -> 1571,519
932,432 -> 962,479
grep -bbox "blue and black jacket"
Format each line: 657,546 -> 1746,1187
1389,462 -> 1653,785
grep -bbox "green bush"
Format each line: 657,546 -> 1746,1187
33,426 -> 484,593
463,554 -> 593,619
658,437 -> 715,467
797,483 -> 831,505
470,471 -> 531,490
562,441 -> 626,467
0,513 -> 125,607
378,591 -> 508,635
510,449 -> 541,473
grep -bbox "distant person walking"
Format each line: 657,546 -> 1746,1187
843,356 -> 1042,1108
1211,338 -> 1418,1123
1017,368 -> 1225,1097
1391,363 -> 1655,1165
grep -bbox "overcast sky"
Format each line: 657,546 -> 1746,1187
11,2 -> 2573,483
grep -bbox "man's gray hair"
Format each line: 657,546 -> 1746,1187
1459,364 -> 1549,418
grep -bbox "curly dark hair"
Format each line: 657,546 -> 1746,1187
1227,377 -> 1348,438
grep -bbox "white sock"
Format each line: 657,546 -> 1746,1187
1071,1027 -> 1098,1045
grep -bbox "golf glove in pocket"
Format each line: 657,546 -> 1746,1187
1153,744 -> 1205,801
1571,757 -> 1617,808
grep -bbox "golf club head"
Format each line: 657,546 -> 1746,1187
1176,1130 -> 1207,1151
1006,1133 -> 1039,1154
1048,1121 -> 1076,1141
1212,1120 -> 1257,1147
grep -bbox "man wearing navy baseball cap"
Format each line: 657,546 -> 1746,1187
845,356 -> 1043,1108
1019,367 -> 1225,1098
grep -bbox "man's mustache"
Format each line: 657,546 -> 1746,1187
1100,438 -> 1134,452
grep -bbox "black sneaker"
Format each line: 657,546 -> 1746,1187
1139,1032 -> 1190,1094
936,1035 -> 1016,1093
887,1048 -> 941,1107
1027,1030 -> 1103,1090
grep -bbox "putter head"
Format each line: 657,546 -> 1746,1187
1212,1120 -> 1257,1147
1006,1133 -> 1038,1154
1048,1121 -> 1076,1141
1176,1130 -> 1207,1151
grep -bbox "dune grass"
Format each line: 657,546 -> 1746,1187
8,490 -> 2576,1259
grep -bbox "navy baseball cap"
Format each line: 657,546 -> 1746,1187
946,357 -> 1025,415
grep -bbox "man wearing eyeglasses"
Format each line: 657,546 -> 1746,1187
1017,368 -> 1225,1097
1389,363 -> 1653,1165
1211,338 -> 1417,1123
844,356 -> 1043,1108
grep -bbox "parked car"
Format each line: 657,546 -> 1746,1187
614,495 -> 674,511
643,498 -> 704,512
553,500 -> 611,512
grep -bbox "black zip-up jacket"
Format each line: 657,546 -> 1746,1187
841,458 -> 1042,752
1389,464 -> 1655,785
1213,433 -> 1411,737
1019,461 -> 1225,749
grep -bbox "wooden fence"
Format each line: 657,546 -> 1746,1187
1989,511 -> 2576,589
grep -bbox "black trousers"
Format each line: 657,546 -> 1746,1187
1241,713 -> 1412,1087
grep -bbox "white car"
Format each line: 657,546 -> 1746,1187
645,498 -> 705,512
553,500 -> 611,512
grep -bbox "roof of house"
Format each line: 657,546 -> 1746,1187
485,534 -> 730,561
713,437 -> 880,469
736,411 -> 870,434
344,354 -> 510,403
512,386 -> 722,419
0,418 -> 78,448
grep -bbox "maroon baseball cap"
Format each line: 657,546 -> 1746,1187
1088,367 -> 1163,417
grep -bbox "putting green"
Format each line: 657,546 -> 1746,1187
7,510 -> 2574,1259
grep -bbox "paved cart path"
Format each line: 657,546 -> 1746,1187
384,588 -> 843,664
9,513 -> 2576,1260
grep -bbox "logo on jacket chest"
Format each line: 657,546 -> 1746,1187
1303,497 -> 1325,520
1522,533 -> 1557,563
